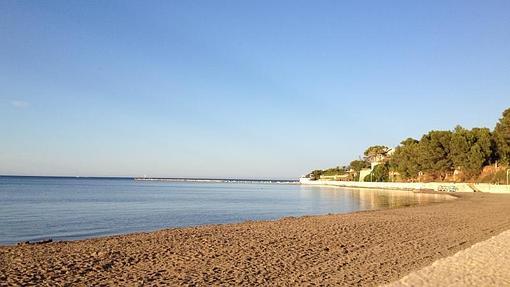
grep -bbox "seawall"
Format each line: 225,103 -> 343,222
299,178 -> 510,193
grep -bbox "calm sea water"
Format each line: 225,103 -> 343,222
0,176 -> 451,245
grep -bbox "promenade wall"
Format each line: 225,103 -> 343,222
472,183 -> 510,193
299,178 -> 510,193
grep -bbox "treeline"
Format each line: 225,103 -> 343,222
309,108 -> 510,183
391,108 -> 509,182
392,127 -> 494,181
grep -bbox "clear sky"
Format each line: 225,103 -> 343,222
1,1 -> 509,179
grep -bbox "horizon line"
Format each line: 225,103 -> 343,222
0,174 -> 299,181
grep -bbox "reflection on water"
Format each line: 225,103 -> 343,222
299,185 -> 453,211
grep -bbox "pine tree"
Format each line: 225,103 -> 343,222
494,108 -> 510,164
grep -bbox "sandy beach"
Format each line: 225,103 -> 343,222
2,192 -> 510,286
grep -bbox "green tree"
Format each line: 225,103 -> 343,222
494,108 -> 510,164
418,130 -> 453,180
364,163 -> 389,182
450,126 -> 495,178
363,145 -> 390,164
390,138 -> 421,179
449,126 -> 470,167
349,159 -> 369,172
322,166 -> 348,176
348,159 -> 370,181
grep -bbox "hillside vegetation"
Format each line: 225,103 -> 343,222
308,108 -> 510,184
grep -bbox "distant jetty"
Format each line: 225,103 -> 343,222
134,177 -> 298,184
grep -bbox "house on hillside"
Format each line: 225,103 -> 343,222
359,168 -> 372,182
359,148 -> 395,182
369,148 -> 394,169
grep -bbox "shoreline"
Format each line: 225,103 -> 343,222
2,193 -> 510,286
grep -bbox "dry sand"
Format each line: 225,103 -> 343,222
1,192 -> 510,286
386,229 -> 510,286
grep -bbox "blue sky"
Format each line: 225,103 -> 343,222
1,1 -> 509,178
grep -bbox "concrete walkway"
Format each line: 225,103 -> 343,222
300,178 -> 510,193
385,229 -> 510,286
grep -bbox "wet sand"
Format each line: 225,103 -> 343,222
1,192 -> 510,286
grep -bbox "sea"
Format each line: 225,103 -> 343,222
0,176 -> 451,245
